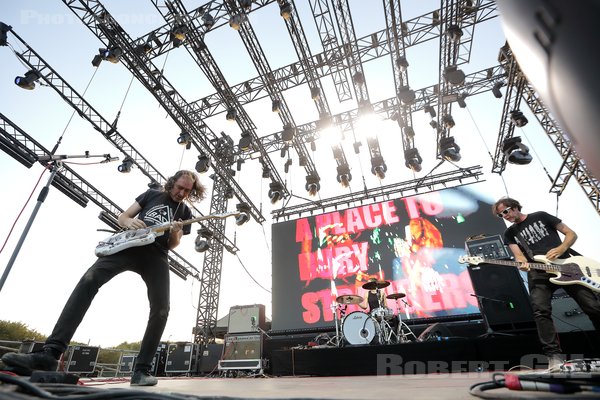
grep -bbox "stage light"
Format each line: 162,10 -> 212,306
336,164 -> 352,188
170,26 -> 188,47
353,71 -> 365,85
92,46 -> 123,67
440,136 -> 461,162
281,124 -> 295,143
195,227 -> 213,252
510,110 -> 528,127
424,105 -> 436,118
117,156 -> 134,173
404,126 -> 415,138
492,81 -> 504,98
14,69 -> 41,90
395,56 -> 409,71
239,0 -> 252,11
432,10 -> 440,26
238,131 -> 253,152
235,203 -> 251,225
398,86 -> 416,105
262,165 -> 271,179
310,86 -> 320,100
404,148 -> 423,172
0,22 -> 10,46
224,187 -> 234,199
202,13 -> 215,29
229,13 -> 247,30
134,42 -> 152,55
353,141 -> 362,154
284,158 -> 292,173
236,158 -> 244,171
370,156 -> 387,180
268,181 -> 284,204
195,154 -> 210,173
446,24 -> 463,43
502,136 -> 533,165
271,99 -> 281,113
305,173 -> 320,196
177,131 -> 192,149
148,180 -> 162,190
279,1 -> 292,20
226,108 -> 237,121
444,65 -> 466,86
457,93 -> 467,108
298,155 -> 307,166
442,115 -> 455,129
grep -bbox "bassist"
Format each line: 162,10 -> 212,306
493,197 -> 600,369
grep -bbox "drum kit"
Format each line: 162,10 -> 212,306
329,280 -> 417,347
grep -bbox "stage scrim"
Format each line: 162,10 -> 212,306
271,186 -> 508,332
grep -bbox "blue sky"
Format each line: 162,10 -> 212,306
0,0 -> 598,347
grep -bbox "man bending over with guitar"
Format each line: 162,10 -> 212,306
493,197 -> 600,369
2,170 -> 206,386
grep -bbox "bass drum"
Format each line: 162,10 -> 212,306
342,311 -> 377,345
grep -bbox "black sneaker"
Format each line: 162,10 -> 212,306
1,351 -> 58,372
130,370 -> 158,386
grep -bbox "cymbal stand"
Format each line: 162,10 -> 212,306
392,298 -> 418,343
327,303 -> 344,347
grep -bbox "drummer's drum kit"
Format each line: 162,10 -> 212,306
330,280 -> 417,346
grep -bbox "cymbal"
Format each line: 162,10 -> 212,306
386,292 -> 406,300
336,294 -> 363,305
362,280 -> 390,290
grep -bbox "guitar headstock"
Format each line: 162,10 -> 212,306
458,255 -> 484,265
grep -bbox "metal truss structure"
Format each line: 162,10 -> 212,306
1,0 -> 597,344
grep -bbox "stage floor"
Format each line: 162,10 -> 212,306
78,372 -> 600,399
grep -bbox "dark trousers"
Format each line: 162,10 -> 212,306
528,271 -> 600,355
44,245 -> 170,372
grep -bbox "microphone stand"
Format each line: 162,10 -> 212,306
0,154 -> 117,294
470,294 -> 515,338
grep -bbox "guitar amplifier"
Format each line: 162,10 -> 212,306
218,333 -> 263,371
465,235 -> 511,260
228,304 -> 266,333
65,346 -> 99,374
552,290 -> 595,332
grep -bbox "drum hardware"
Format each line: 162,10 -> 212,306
336,294 -> 363,305
341,311 -> 378,345
386,294 -> 417,343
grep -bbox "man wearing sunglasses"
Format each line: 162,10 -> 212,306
492,197 -> 600,370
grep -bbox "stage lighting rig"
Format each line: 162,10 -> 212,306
235,203 -> 251,226
305,173 -> 321,196
170,25 -> 188,47
398,86 -> 416,105
442,115 -> 456,129
492,81 -> 504,98
279,1 -> 293,20
229,13 -> 247,30
195,227 -> 213,252
371,156 -> 387,180
440,137 -> 461,162
281,124 -> 295,144
202,13 -> 215,30
195,154 -> 210,173
91,46 -> 123,67
502,136 -> 533,165
14,69 -> 41,90
510,110 -> 528,127
0,22 -> 10,46
395,56 -> 409,71
238,131 -> 253,152
444,65 -> 466,86
404,148 -> 423,172
271,99 -> 281,113
177,131 -> 192,149
336,164 -> 352,188
117,156 -> 134,173
268,181 -> 284,204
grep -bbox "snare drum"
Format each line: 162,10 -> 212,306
342,311 -> 378,345
371,307 -> 394,320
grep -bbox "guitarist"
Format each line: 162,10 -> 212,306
1,170 -> 206,386
493,197 -> 600,368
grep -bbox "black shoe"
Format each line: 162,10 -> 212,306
1,351 -> 58,372
130,370 -> 158,386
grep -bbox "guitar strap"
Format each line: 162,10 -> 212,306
515,232 -> 535,261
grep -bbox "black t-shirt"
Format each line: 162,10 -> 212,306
135,189 -> 193,251
503,211 -> 563,260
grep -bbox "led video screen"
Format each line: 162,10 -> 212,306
271,187 -> 508,332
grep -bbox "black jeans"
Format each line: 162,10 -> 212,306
528,270 -> 600,355
44,245 -> 170,372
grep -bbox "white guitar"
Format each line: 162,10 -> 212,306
95,211 -> 242,257
458,255 -> 600,293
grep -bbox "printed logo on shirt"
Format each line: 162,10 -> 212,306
144,205 -> 173,226
521,221 -> 551,245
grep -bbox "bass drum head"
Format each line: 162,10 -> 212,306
342,311 -> 376,345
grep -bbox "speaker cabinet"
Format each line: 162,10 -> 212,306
197,343 -> 223,374
218,333 -> 263,371
552,292 -> 595,332
468,264 -> 536,333
228,304 -> 266,334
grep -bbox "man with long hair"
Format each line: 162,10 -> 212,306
2,170 -> 206,386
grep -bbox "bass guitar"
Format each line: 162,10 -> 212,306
458,255 -> 600,293
95,211 -> 242,257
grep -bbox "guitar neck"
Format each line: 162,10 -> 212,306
152,213 -> 238,233
480,258 -> 560,273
